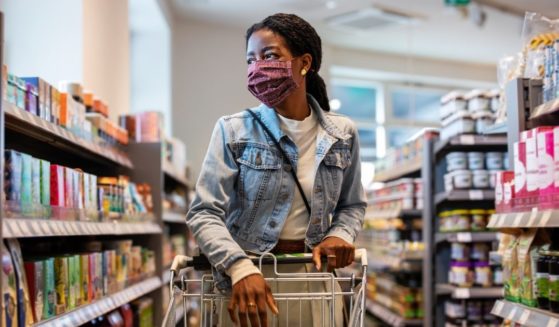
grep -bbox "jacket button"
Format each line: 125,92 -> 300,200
311,218 -> 320,224
315,186 -> 322,193
280,193 -> 289,201
269,220 -> 277,228
283,164 -> 292,172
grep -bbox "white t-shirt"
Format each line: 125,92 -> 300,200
277,108 -> 319,240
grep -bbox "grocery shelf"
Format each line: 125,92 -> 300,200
482,121 -> 508,135
369,254 -> 423,273
436,284 -> 503,299
491,300 -> 559,327
163,160 -> 189,187
3,218 -> 162,238
435,190 -> 495,206
365,300 -> 423,327
434,134 -> 507,158
365,208 -> 422,220
162,211 -> 186,224
35,276 -> 162,326
435,231 -> 499,244
3,101 -> 133,169
373,158 -> 422,183
488,210 -> 559,228
530,97 -> 559,124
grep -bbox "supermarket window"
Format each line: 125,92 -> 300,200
387,126 -> 423,148
388,86 -> 445,124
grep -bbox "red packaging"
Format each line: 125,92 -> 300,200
538,130 -> 557,196
513,141 -> 527,198
521,127 -> 553,196
50,165 -> 65,208
502,171 -> 515,212
120,303 -> 134,327
24,261 -> 44,322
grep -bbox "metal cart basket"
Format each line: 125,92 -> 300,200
163,249 -> 367,327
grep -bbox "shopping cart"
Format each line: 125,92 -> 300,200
162,249 -> 368,327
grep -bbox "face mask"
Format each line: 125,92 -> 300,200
247,59 -> 300,108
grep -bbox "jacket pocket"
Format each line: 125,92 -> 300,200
237,144 -> 282,201
322,147 -> 351,206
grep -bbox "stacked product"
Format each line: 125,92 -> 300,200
440,90 -> 499,140
445,299 -> 500,326
439,209 -> 495,233
542,38 -> 559,103
448,241 -> 502,288
4,149 -> 154,221
2,66 -> 128,148
82,298 -> 154,327
119,112 -> 164,143
164,137 -> 188,176
1,238 -> 156,324
367,178 -> 423,212
444,151 -> 508,192
163,228 -> 187,267
369,273 -> 423,320
495,126 -> 559,213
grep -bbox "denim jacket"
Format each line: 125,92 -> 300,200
186,95 -> 367,291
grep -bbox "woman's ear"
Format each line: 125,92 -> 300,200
300,53 -> 313,76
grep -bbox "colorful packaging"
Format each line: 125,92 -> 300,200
31,158 -> 41,217
132,297 -> 154,327
95,253 -> 103,298
4,150 -> 23,209
88,254 -> 97,301
79,255 -> 91,304
74,170 -> 84,211
49,165 -> 65,210
104,250 -> 117,295
555,127 -> 559,190
66,255 -> 78,310
522,127 -> 553,196
518,229 -> 539,307
6,239 -> 34,326
51,86 -> 59,125
39,160 -> 50,210
54,256 -> 68,314
64,168 -> 74,210
21,77 -> 47,119
2,244 -> 18,327
21,154 -> 33,216
503,235 -> 520,302
514,141 -> 527,198
538,130 -> 557,196
15,77 -> 26,110
24,261 -> 44,322
25,83 -> 38,116
42,258 -> 55,319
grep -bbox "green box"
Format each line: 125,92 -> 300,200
21,154 -> 33,216
43,258 -> 55,319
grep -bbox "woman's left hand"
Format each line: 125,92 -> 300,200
312,237 -> 355,272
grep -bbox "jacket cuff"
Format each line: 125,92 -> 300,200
226,258 -> 262,285
324,227 -> 354,244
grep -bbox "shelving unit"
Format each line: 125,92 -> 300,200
435,190 -> 495,205
435,231 -> 499,244
365,301 -> 423,327
163,211 -> 186,224
373,158 -> 422,183
488,210 -> 559,228
491,300 -> 559,327
434,134 -> 508,158
35,277 -> 162,327
365,208 -> 422,220
436,284 -> 503,299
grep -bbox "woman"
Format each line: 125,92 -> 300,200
186,13 -> 366,327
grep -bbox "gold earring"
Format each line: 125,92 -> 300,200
301,69 -> 307,76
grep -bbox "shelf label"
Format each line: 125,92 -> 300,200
17,221 -> 30,236
513,213 -> 524,227
507,307 -> 518,321
493,301 -> 505,315
519,310 -> 530,324
455,288 -> 470,298
469,190 -> 484,200
548,318 -> 559,327
457,233 -> 472,242
528,208 -> 539,226
460,135 -> 476,145
540,211 -> 553,227
498,215 -> 506,227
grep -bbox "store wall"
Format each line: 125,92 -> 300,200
172,18 -> 497,179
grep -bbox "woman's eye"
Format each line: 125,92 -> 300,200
247,58 -> 256,64
265,53 -> 278,60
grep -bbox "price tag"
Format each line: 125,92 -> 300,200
528,208 -> 539,226
457,233 -> 472,242
548,318 -> 559,327
17,220 -> 31,237
498,215 -> 506,227
507,307 -> 517,321
455,288 -> 470,298
519,310 -> 530,324
493,301 -> 505,315
469,190 -> 484,200
461,135 -> 476,144
540,211 -> 553,227
513,213 -> 524,227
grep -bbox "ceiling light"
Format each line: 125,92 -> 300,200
325,1 -> 337,10
330,99 -> 342,111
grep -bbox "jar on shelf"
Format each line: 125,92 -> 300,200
549,251 -> 559,313
471,243 -> 490,261
493,265 -> 503,285
439,210 -> 453,232
472,170 -> 490,189
467,152 -> 485,170
470,209 -> 487,231
449,210 -> 471,231
446,152 -> 468,172
474,261 -> 492,287
486,152 -> 504,170
537,251 -> 551,310
451,243 -> 470,261
450,261 -> 474,287
444,300 -> 465,318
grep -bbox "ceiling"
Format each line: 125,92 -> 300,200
168,0 -> 559,64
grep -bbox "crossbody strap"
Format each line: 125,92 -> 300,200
246,109 -> 311,216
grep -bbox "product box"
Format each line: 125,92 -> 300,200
31,158 -> 41,217
132,297 -> 154,327
25,83 -> 39,116
59,93 -> 70,128
80,254 -> 91,304
64,168 -> 74,211
54,256 -> 69,314
538,130 -> 558,200
50,165 -> 65,210
5,150 -> 23,210
15,77 -> 26,109
21,153 -> 33,216
66,255 -> 78,310
40,160 -> 51,209
514,141 -> 527,198
43,258 -> 55,319
50,86 -> 59,125
6,239 -> 35,326
2,243 -> 18,327
74,170 -> 84,211
22,77 -> 47,119
522,127 -> 553,196
95,253 -> 103,298
24,260 -> 44,322
88,254 -> 97,301
503,172 -> 515,213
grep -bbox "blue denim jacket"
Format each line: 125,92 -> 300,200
186,95 -> 367,291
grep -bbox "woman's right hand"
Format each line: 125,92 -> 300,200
227,273 -> 278,327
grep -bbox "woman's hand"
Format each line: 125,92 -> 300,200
228,273 -> 278,327
312,236 -> 355,272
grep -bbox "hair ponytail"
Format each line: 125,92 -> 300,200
306,72 -> 330,111
247,13 -> 330,111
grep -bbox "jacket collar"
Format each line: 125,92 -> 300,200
254,94 -> 350,142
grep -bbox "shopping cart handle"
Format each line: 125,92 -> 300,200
171,248 -> 367,272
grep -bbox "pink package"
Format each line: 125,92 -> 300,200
513,141 -> 527,198
538,130 -> 557,195
503,172 -> 515,212
522,127 -> 553,196
555,127 -> 559,190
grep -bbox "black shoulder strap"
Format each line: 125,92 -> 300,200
246,109 -> 311,216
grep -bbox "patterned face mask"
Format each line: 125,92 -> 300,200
247,59 -> 301,108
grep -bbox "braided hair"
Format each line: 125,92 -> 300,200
246,13 -> 331,111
